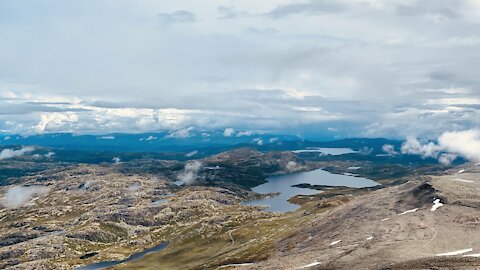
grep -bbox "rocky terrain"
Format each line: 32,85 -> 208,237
0,147 -> 474,270
225,164 -> 480,270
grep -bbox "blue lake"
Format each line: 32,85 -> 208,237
242,168 -> 379,212
76,242 -> 168,270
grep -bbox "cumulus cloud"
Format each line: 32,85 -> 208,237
401,129 -> 480,164
33,112 -> 79,134
223,128 -> 235,137
177,161 -> 202,185
0,146 -> 35,160
2,185 -> 50,209
438,130 -> 480,161
401,137 -> 443,159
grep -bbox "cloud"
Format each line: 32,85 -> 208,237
237,130 -> 254,137
401,137 -> 443,159
112,157 -> 121,164
185,150 -> 198,157
145,135 -> 157,141
177,161 -> 202,185
438,130 -> 480,161
166,127 -> 195,138
33,112 -> 79,134
157,10 -> 196,25
252,137 -> 264,145
267,1 -> 345,18
2,185 -> 50,209
382,144 -> 398,155
223,128 -> 235,137
0,1 -> 479,138
401,129 -> 480,164
0,146 -> 35,160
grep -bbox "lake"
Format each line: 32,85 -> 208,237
292,147 -> 358,155
76,242 -> 168,270
242,168 -> 379,212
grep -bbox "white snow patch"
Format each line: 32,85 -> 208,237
381,218 -> 390,222
296,261 -> 321,269
458,169 -> 465,174
398,208 -> 419,215
452,178 -> 474,183
431,199 -> 444,211
330,240 -> 342,246
366,236 -> 374,240
347,166 -> 361,170
463,253 -> 480,257
436,248 -> 473,256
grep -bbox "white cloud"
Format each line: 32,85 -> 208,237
252,137 -> 264,145
177,161 -> 202,185
167,127 -> 194,138
401,137 -> 443,159
145,135 -> 157,141
401,129 -> 480,164
33,112 -> 79,134
0,1 -> 479,137
237,130 -> 254,137
2,185 -> 50,209
185,150 -> 198,157
0,146 -> 35,160
223,128 -> 235,137
438,130 -> 480,161
382,144 -> 398,155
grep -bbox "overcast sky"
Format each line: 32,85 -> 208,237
1,0 -> 479,138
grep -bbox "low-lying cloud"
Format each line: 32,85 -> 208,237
401,129 -> 480,164
177,161 -> 202,185
0,146 -> 35,161
2,185 -> 50,209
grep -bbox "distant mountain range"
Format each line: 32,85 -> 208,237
0,131 -> 401,153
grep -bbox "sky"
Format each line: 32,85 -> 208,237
1,0 -> 480,139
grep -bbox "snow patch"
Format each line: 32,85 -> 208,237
296,261 -> 321,269
452,178 -> 474,183
463,253 -> 480,257
330,240 -> 342,246
398,208 -> 419,215
431,198 -> 444,212
366,236 -> 374,240
436,248 -> 473,256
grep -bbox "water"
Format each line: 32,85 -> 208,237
76,242 -> 168,270
292,147 -> 358,155
242,169 -> 379,212
151,199 -> 168,206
